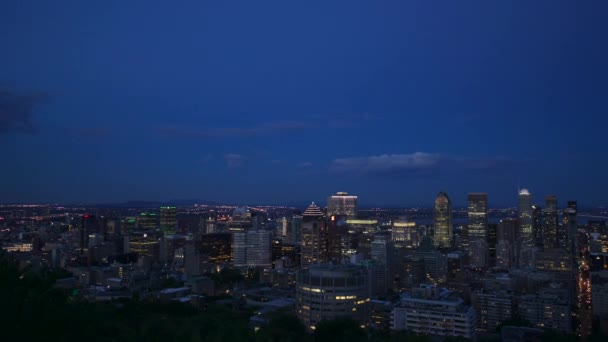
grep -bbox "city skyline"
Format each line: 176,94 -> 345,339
1,1 -> 607,205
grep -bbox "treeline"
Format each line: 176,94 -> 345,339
1,253 -> 600,341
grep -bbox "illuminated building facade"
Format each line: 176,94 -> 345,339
296,264 -> 371,331
433,192 -> 452,248
467,193 -> 488,267
301,203 -> 325,268
327,192 -> 358,219
518,189 -> 533,246
138,212 -> 158,231
159,206 -> 177,235
543,195 -> 558,249
391,221 -> 417,248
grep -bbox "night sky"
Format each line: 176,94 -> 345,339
1,1 -> 606,207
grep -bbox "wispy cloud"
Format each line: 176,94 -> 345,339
297,161 -> 313,168
330,152 -> 517,178
224,153 -> 247,167
159,121 -> 311,139
0,88 -> 49,133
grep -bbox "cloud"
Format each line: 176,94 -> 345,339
159,121 -> 311,139
224,153 -> 246,167
0,88 -> 49,133
297,161 -> 313,168
330,152 -> 517,178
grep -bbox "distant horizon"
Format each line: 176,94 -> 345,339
1,196 -> 606,210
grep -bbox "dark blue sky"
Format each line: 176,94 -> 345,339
1,1 -> 606,207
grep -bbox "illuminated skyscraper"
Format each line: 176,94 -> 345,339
138,212 -> 158,231
301,202 -> 326,268
532,205 -> 542,247
160,206 -> 177,235
467,193 -> 488,267
543,195 -> 558,249
327,192 -> 358,219
518,189 -> 533,246
391,220 -> 417,248
433,192 -> 452,248
290,215 -> 303,244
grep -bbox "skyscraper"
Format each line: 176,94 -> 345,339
433,192 -> 452,248
518,189 -> 533,246
532,205 -> 542,247
160,206 -> 177,235
327,192 -> 358,219
138,212 -> 158,231
468,193 -> 488,267
391,220 -> 417,248
301,202 -> 325,268
543,195 -> 558,249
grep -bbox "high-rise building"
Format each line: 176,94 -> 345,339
246,230 -> 272,267
391,220 -> 417,248
532,205 -> 543,247
80,214 -> 98,255
371,235 -> 394,294
433,192 -> 452,248
301,203 -> 325,268
327,192 -> 358,219
232,229 -> 271,268
543,195 -> 558,249
160,206 -> 177,235
277,216 -> 290,238
289,215 -> 303,244
518,189 -> 533,246
563,200 -> 578,226
468,193 -> 488,267
138,212 -> 158,231
296,264 -> 371,331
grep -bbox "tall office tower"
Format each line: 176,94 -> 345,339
327,192 -> 358,219
532,205 -> 543,247
497,218 -> 518,267
468,193 -> 488,267
296,264 -> 371,331
563,200 -> 578,225
433,192 -> 453,248
301,203 -> 326,268
543,195 -> 559,249
138,212 -> 158,231
159,206 -> 177,235
391,220 -> 417,248
565,208 -> 577,261
518,189 -> 533,246
371,235 -> 394,294
245,230 -> 271,267
487,223 -> 497,267
80,214 -> 97,255
232,230 -> 248,267
290,215 -> 303,244
277,216 -> 290,238
325,216 -> 343,262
